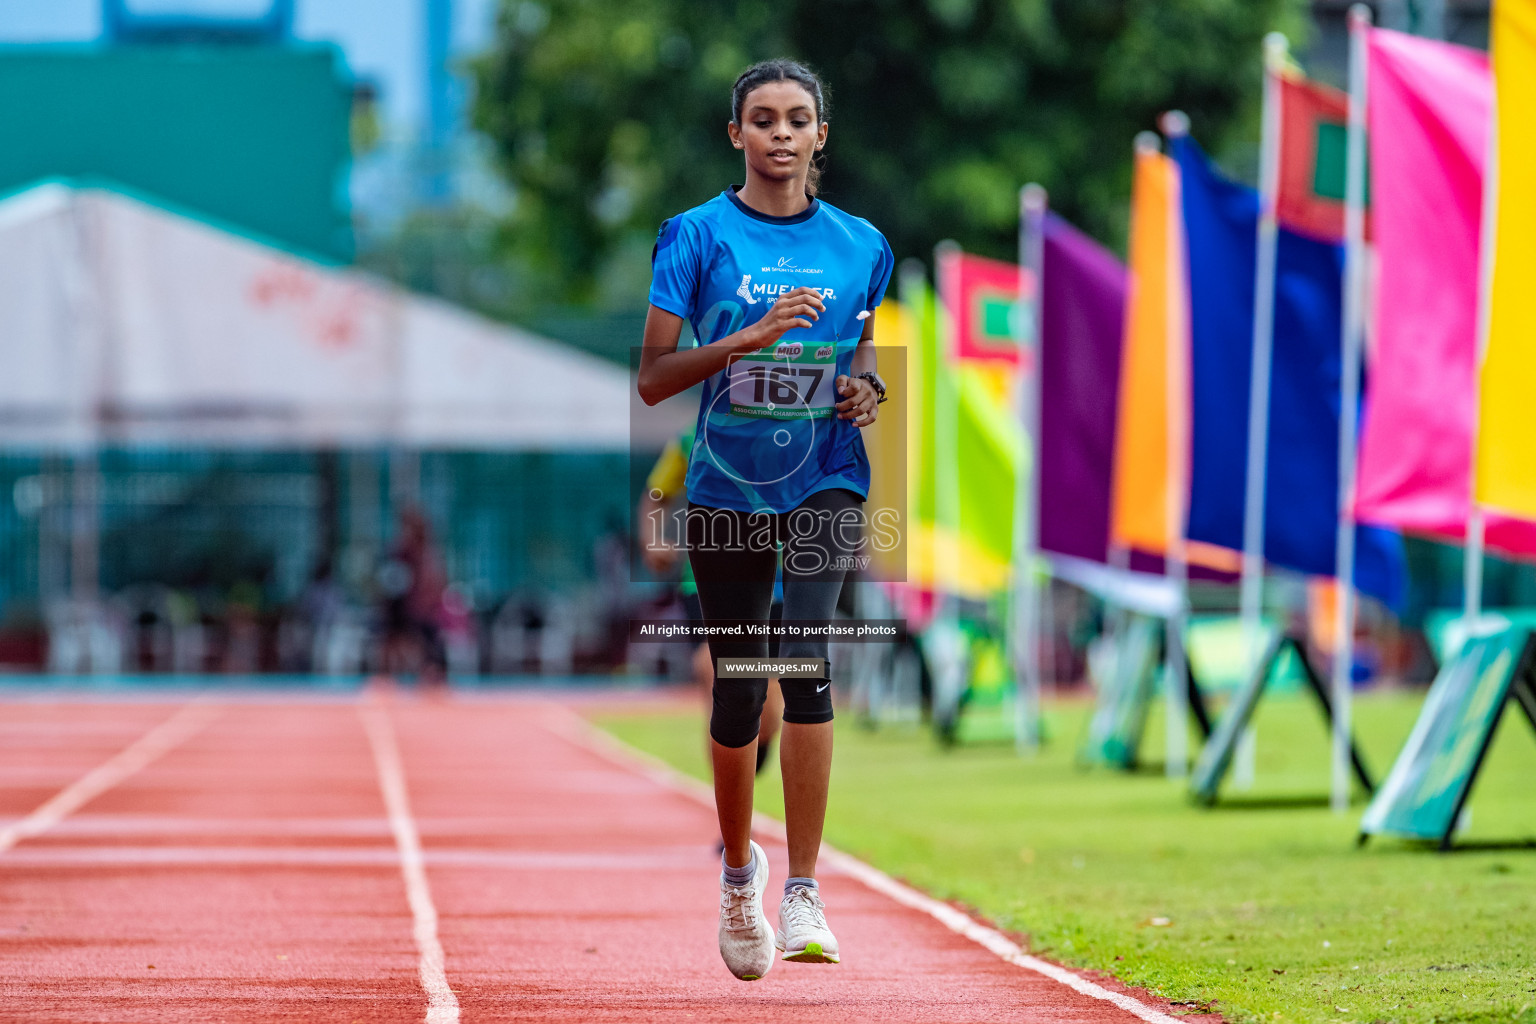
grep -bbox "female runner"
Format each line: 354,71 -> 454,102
637,58 -> 893,981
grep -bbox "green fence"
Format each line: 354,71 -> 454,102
0,449 -> 646,635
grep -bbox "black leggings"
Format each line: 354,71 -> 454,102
687,488 -> 863,748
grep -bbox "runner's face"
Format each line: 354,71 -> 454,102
731,81 -> 827,186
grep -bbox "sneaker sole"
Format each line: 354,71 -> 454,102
722,840 -> 773,981
725,941 -> 776,980
780,941 -> 839,964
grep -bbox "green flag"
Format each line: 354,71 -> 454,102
903,283 -> 1027,596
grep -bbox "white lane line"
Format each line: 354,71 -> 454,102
0,700 -> 221,856
0,815 -> 399,837
0,844 -> 722,870
360,703 -> 459,1024
819,850 -> 1188,1024
0,814 -> 585,837
549,707 -> 1187,1024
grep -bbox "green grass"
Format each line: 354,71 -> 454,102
593,690 -> 1536,1024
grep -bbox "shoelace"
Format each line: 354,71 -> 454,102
780,885 -> 827,933
720,885 -> 760,931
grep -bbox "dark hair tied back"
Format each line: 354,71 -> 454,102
731,59 -> 829,196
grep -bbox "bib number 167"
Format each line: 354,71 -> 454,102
745,364 -> 824,404
729,342 -> 836,419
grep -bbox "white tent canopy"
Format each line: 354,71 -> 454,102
0,182 -> 673,450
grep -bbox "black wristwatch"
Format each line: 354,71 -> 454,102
855,371 -> 888,404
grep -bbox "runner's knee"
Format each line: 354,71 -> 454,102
776,637 -> 833,724
710,675 -> 769,748
779,677 -> 834,725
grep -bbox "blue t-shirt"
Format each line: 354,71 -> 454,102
649,186 -> 895,514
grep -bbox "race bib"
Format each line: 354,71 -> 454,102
727,340 -> 838,419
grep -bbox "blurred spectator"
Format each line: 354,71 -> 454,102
300,557 -> 345,641
592,512 -> 632,668
279,556 -> 346,672
223,578 -> 263,673
377,506 -> 448,688
440,583 -> 479,678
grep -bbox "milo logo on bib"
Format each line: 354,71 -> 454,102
728,338 -> 838,419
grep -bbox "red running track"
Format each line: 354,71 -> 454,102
0,692 -> 1187,1023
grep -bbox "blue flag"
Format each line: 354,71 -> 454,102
1172,135 -> 1405,609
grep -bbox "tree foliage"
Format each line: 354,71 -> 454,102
473,0 -> 1307,305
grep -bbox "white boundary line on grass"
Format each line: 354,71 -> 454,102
360,702 -> 460,1024
549,707 -> 1187,1024
0,698 -> 222,856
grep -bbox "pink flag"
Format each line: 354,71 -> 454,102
1354,29 -> 1536,555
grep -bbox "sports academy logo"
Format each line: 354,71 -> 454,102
760,256 -> 824,275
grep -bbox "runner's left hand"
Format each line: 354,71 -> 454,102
834,375 -> 878,427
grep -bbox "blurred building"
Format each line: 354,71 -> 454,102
341,0 -> 513,243
0,1 -> 355,260
102,0 -> 296,43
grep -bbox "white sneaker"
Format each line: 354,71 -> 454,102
718,840 -> 775,981
776,883 -> 839,963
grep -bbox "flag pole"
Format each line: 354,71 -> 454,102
1331,4 -> 1371,815
934,241 -> 962,589
934,239 -> 966,720
1152,118 -> 1191,779
1012,184 -> 1049,753
1237,32 -> 1289,792
1464,8 -> 1504,641
898,256 -> 928,634
1464,511 -> 1485,627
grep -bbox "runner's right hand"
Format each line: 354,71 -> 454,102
739,287 -> 824,351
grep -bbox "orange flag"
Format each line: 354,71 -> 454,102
1111,144 -> 1188,557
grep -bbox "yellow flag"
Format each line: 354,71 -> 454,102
1111,146 -> 1188,555
864,301 -> 915,582
890,286 -> 1025,598
1476,0 -> 1536,517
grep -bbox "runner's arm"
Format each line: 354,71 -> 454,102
834,316 -> 881,426
851,315 -> 878,378
636,287 -> 827,406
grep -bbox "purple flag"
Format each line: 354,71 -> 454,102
1039,214 -> 1127,564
